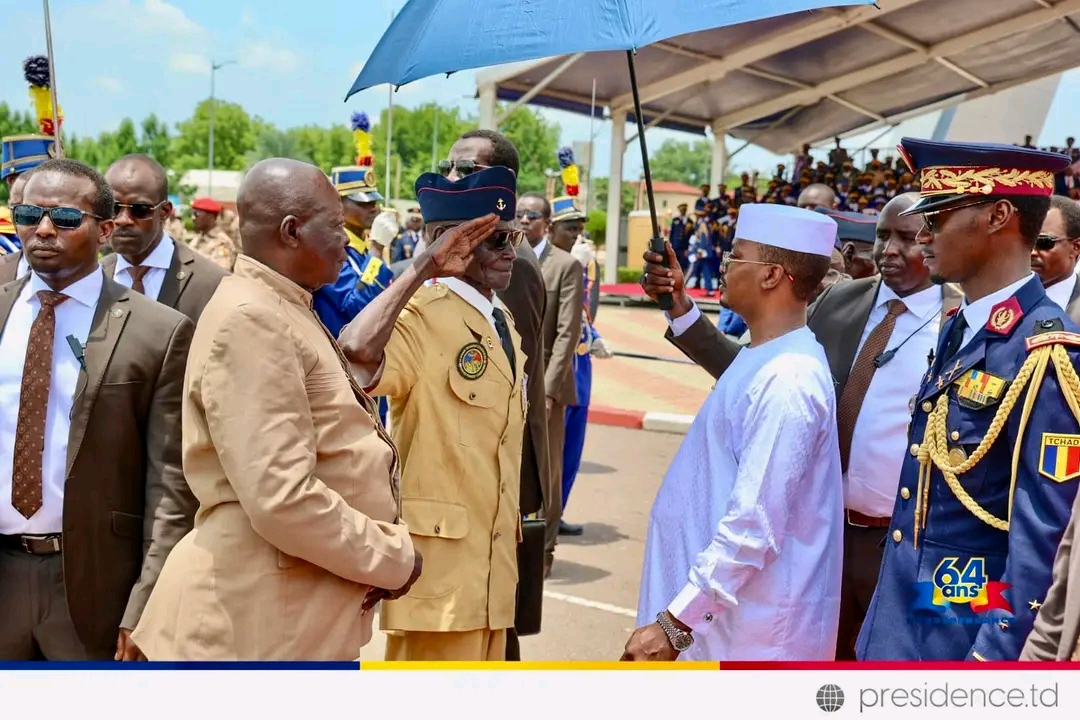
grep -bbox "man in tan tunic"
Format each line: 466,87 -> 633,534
342,167 -> 525,661
185,197 -> 236,271
133,159 -> 421,660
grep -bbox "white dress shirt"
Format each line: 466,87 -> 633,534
638,326 -> 843,660
532,239 -> 548,260
845,283 -> 942,517
17,254 -> 28,280
0,268 -> 103,534
956,274 -> 1036,349
113,234 -> 175,301
1044,272 -> 1078,312
436,276 -> 502,330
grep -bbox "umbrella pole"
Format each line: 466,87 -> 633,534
625,50 -> 671,310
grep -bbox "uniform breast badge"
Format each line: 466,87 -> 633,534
953,369 -> 1009,410
1038,433 -> 1080,483
457,342 -> 488,380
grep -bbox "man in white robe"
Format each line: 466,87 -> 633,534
624,204 -> 845,662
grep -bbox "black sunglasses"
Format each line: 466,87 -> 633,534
920,198 -> 997,234
515,210 -> 543,221
1035,234 -> 1077,252
487,229 -> 525,251
437,159 -> 491,178
114,200 -> 166,220
12,204 -> 106,230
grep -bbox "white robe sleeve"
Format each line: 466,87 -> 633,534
666,366 -> 830,634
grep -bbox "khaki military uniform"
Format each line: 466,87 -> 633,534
165,217 -> 186,241
186,226 -> 237,272
372,281 -> 526,661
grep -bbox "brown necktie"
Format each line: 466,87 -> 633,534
836,299 -> 907,473
11,290 -> 69,519
127,265 -> 150,294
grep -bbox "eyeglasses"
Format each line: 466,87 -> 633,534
920,198 -> 998,234
1035,234 -> 1078,252
437,159 -> 491,178
486,229 -> 525,251
516,210 -> 543,221
113,200 -> 166,220
721,255 -> 795,282
12,204 -> 105,230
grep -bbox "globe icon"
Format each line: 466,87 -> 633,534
816,684 -> 845,712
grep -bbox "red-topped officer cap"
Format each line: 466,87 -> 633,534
191,197 -> 223,214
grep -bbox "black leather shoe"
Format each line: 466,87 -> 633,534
558,521 -> 584,536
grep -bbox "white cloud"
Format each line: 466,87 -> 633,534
240,8 -> 258,27
137,0 -> 202,36
168,52 -> 211,75
93,76 -> 123,93
239,42 -> 300,73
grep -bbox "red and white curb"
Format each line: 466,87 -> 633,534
587,406 -> 694,435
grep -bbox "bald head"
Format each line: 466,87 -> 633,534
236,158 -> 348,290
798,183 -> 836,211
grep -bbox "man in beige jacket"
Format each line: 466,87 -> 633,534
133,159 -> 421,660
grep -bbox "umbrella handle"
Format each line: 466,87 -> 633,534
626,50 -> 672,312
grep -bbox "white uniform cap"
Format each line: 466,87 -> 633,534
734,204 -> 837,258
369,211 -> 399,247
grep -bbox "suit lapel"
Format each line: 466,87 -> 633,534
67,278 -> 130,475
157,243 -> 194,309
100,253 -> 118,280
833,278 -> 880,391
0,275 -> 28,331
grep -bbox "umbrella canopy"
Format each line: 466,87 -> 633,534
347,0 -> 875,97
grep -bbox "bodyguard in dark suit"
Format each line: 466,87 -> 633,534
1033,195 -> 1080,324
856,139 -> 1080,661
103,155 -> 226,324
0,159 -> 194,660
643,192 -> 961,659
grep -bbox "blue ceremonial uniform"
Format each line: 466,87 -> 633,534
857,138 -> 1080,662
562,257 -> 599,509
669,214 -> 691,270
312,244 -> 393,338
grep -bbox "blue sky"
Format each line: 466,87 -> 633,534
4,0 -> 1080,181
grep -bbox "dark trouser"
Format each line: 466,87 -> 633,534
0,547 -> 97,660
544,403 -> 567,568
835,520 -> 887,661
505,628 -> 521,661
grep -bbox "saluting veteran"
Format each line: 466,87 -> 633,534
342,167 -> 526,661
133,158 -> 420,660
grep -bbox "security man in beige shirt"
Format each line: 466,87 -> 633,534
133,159 -> 420,660
342,166 -> 525,661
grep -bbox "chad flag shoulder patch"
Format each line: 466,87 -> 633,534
1039,433 -> 1080,482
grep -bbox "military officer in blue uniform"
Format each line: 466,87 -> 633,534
314,165 -> 396,339
668,203 -> 691,271
857,139 -> 1080,661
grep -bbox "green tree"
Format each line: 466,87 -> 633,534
496,105 -> 560,194
370,103 -> 474,201
171,99 -> 258,175
139,114 -> 172,167
592,177 -> 636,216
648,138 -> 712,186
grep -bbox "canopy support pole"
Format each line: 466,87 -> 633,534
604,107 -> 626,285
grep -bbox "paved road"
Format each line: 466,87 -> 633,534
590,305 -> 715,415
360,423 -> 685,661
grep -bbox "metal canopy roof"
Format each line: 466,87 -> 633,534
477,0 -> 1080,154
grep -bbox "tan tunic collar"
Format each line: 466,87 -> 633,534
233,255 -> 313,308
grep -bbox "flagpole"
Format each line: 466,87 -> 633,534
384,9 -> 395,203
42,0 -> 63,156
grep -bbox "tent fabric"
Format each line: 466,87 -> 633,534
480,0 -> 1080,153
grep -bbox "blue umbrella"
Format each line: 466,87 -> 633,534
347,0 -> 876,306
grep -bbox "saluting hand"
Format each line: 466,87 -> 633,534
423,214 -> 499,278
